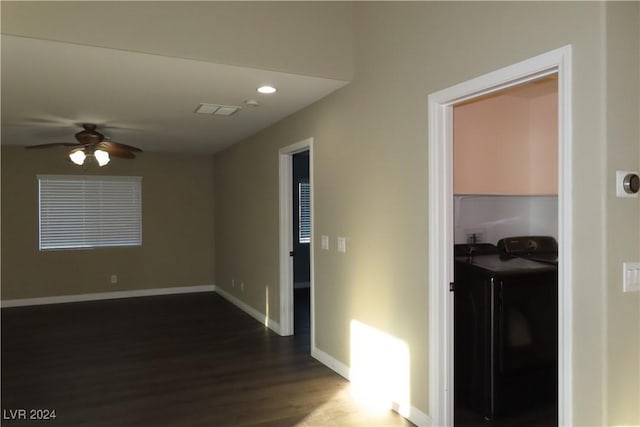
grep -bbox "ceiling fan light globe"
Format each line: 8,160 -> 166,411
94,150 -> 110,167
69,150 -> 86,166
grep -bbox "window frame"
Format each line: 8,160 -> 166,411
37,174 -> 142,251
298,181 -> 311,244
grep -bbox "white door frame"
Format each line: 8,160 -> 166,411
427,46 -> 573,426
278,137 -> 314,340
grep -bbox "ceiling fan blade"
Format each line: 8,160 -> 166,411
25,142 -> 83,149
96,142 -> 136,159
24,124 -> 141,163
101,140 -> 143,152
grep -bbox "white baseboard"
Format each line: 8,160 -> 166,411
311,344 -> 432,426
214,286 -> 281,335
311,345 -> 351,380
0,284 -> 215,308
402,405 -> 432,427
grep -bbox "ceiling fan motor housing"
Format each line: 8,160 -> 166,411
75,124 -> 104,145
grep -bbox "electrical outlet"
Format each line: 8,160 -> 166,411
110,274 -> 118,284
241,282 -> 245,292
232,278 -> 235,288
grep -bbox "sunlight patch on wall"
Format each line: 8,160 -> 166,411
349,319 -> 410,417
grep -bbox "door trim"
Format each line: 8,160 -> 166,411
427,45 -> 573,426
278,137 -> 314,340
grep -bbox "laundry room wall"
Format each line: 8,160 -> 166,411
454,195 -> 558,245
453,72 -> 559,247
453,82 -> 558,196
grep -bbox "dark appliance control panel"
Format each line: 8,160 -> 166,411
497,236 -> 557,256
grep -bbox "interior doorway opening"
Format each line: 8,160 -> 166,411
292,151 -> 311,338
278,138 -> 315,345
452,76 -> 559,426
428,46 -> 573,427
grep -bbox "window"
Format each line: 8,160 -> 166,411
298,181 -> 311,243
38,175 -> 142,250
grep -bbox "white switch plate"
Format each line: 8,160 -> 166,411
623,262 -> 640,292
321,235 -> 329,250
337,237 -> 346,253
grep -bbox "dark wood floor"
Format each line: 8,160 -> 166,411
455,404 -> 557,427
1,291 -> 414,427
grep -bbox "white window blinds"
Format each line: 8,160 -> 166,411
38,175 -> 142,250
299,181 -> 311,244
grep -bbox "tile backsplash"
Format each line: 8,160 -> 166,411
454,195 -> 558,245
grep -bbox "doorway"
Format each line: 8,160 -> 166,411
428,46 -> 573,427
279,138 -> 314,343
292,151 -> 311,338
452,76 -> 559,426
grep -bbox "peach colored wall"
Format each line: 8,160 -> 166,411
454,91 -> 558,195
529,92 -> 559,192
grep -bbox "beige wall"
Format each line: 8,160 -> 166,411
0,1 -> 354,81
605,2 -> 640,426
213,2 -> 639,425
1,146 -> 215,300
2,1 -> 637,425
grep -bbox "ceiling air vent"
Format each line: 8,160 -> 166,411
194,103 -> 240,116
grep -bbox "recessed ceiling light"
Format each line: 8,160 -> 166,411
257,86 -> 277,94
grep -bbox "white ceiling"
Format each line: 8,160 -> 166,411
1,35 -> 349,153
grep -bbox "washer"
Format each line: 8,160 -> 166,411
454,240 -> 558,420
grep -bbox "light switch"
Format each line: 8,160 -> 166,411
623,262 -> 640,292
321,235 -> 329,250
337,237 -> 346,253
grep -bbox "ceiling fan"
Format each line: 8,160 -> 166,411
25,123 -> 143,167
